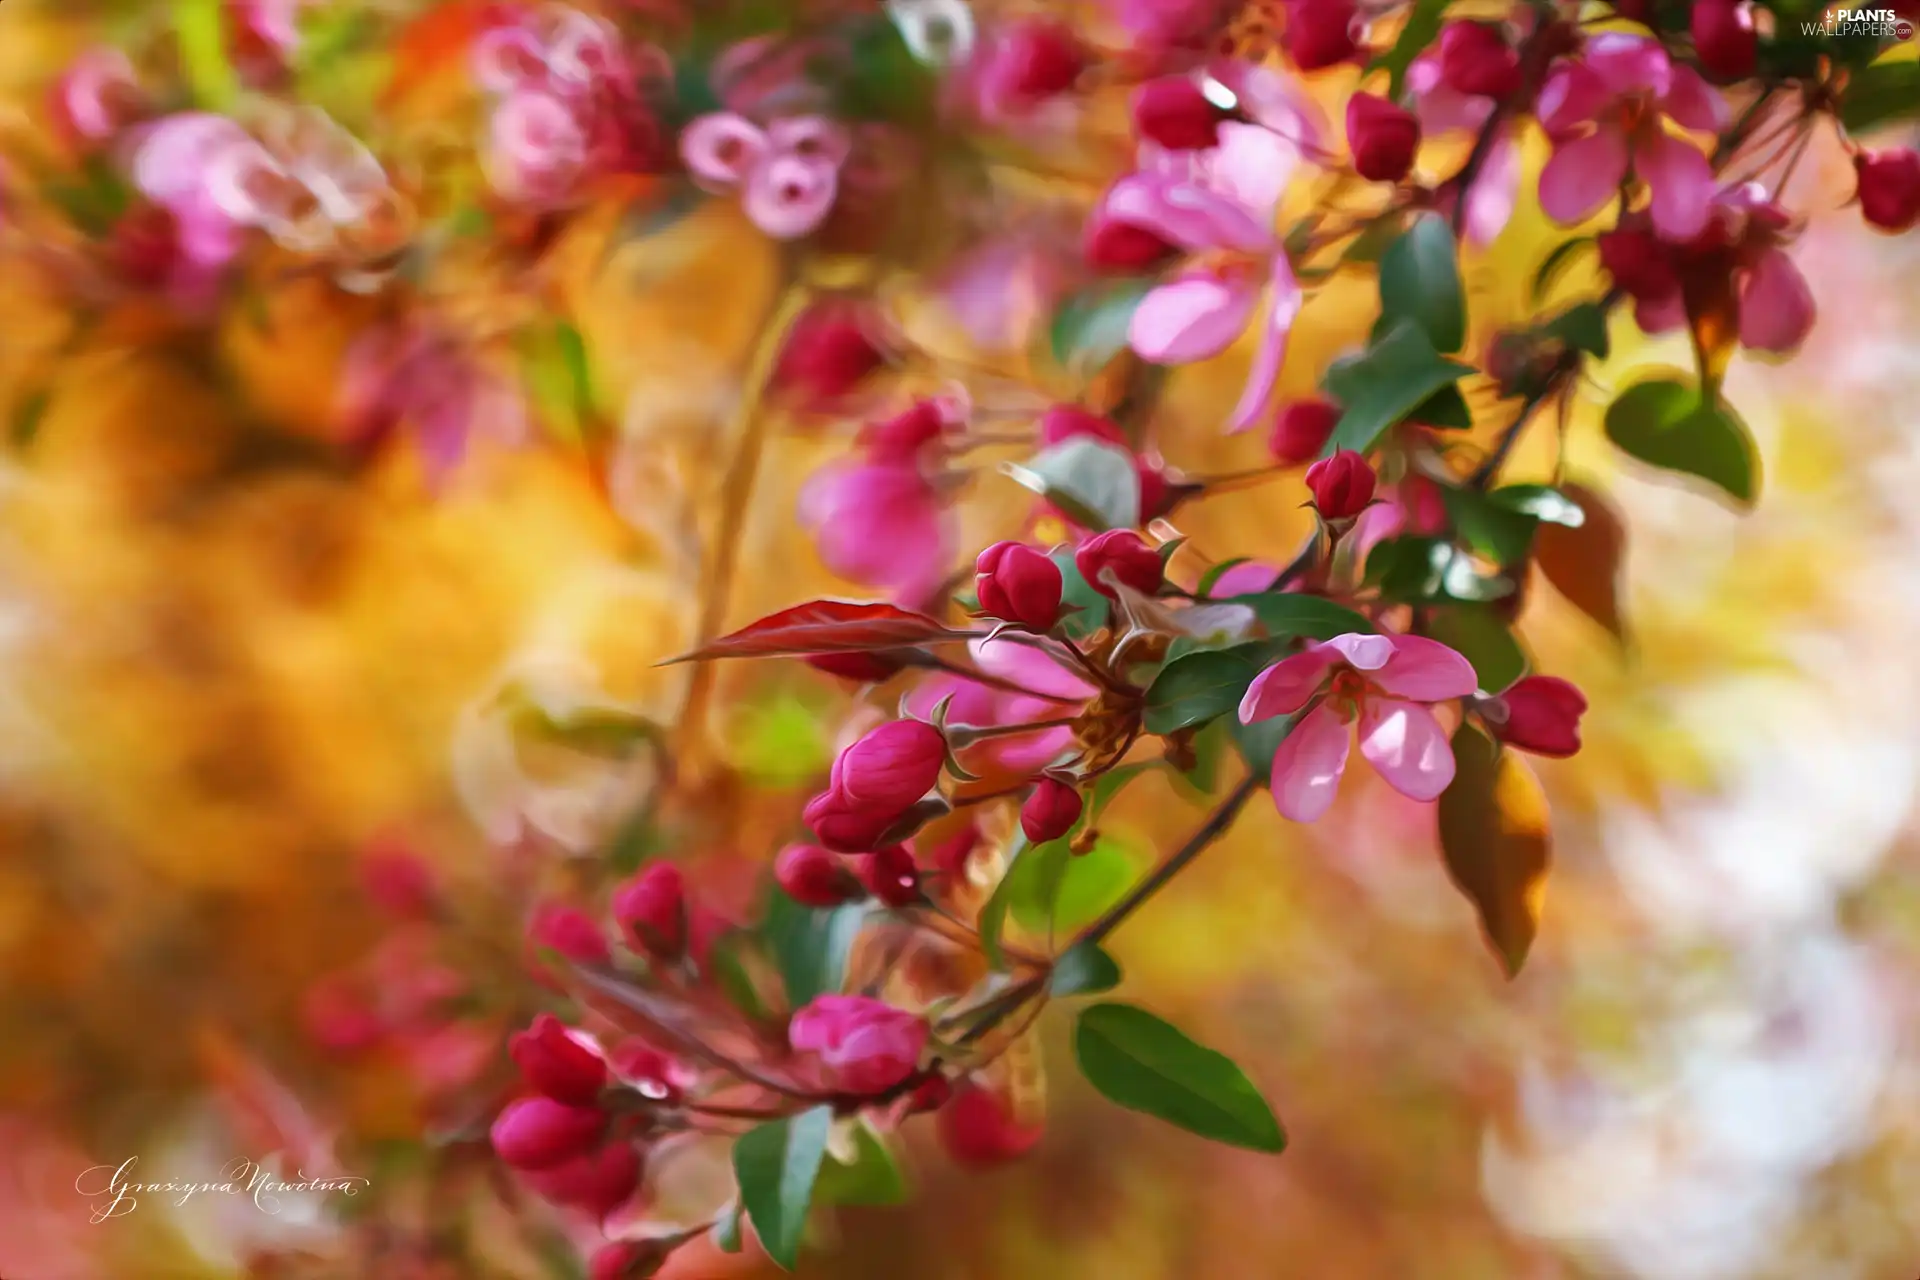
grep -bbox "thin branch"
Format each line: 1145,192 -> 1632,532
1076,772 -> 1260,947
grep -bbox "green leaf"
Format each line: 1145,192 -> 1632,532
1051,279 -> 1154,377
1143,645 -> 1268,735
1604,376 -> 1759,506
1542,301 -> 1611,360
731,691 -> 834,786
1530,237 -> 1596,303
763,896 -> 866,1008
175,0 -> 239,108
1365,0 -> 1449,97
1490,484 -> 1586,528
1027,832 -> 1140,933
1050,940 -> 1122,997
1378,213 -> 1467,354
1004,436 -> 1142,532
1174,716 -> 1230,798
707,931 -> 770,1021
712,1200 -> 744,1253
1365,536 -> 1514,604
1228,591 -> 1375,640
1438,727 -> 1552,977
1074,1002 -> 1286,1152
978,836 -> 1051,965
732,1106 -> 834,1270
838,12 -> 939,123
1411,382 -> 1474,430
1841,57 -> 1920,134
1053,551 -> 1110,641
523,323 -> 594,447
1323,321 -> 1473,457
1423,605 -> 1528,694
814,1122 -> 909,1207
1442,487 -> 1540,566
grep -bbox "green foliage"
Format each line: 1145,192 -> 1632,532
1378,214 -> 1467,354
733,1107 -> 835,1269
1364,0 -> 1450,97
1423,605 -> 1528,695
1005,436 -> 1142,531
1074,1002 -> 1286,1152
1051,279 -> 1155,377
1322,321 -> 1473,456
1052,551 -> 1112,640
814,1122 -> 910,1207
763,895 -> 866,1008
1143,645 -> 1269,735
1366,537 -> 1514,605
175,0 -> 239,108
1605,376 -> 1760,506
1050,940 -> 1123,996
1841,57 -> 1920,133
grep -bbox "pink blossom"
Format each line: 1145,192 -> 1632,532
128,112 -> 269,269
50,48 -> 144,146
906,638 -> 1095,775
1405,52 -> 1518,246
798,398 -> 964,602
486,89 -> 588,203
230,0 -> 305,85
1535,32 -> 1726,241
339,322 -> 526,479
1239,632 -> 1479,821
682,112 -> 848,239
788,995 -> 929,1096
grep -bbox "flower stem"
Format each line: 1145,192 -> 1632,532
1075,772 -> 1260,947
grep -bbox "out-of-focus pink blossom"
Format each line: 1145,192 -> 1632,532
50,48 -> 145,146
906,638 -> 1095,775
1536,33 -> 1725,241
1240,632 -> 1479,821
682,112 -> 849,239
1406,48 -> 1519,246
338,321 -> 527,479
788,995 -> 929,1095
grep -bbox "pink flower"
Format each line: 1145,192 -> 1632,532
486,89 -> 588,203
128,112 -> 268,269
50,48 -> 144,146
1536,33 -> 1725,241
229,0 -> 305,85
613,863 -> 687,959
798,398 -> 964,603
1020,777 -> 1083,844
1105,115 -> 1305,431
681,112 -> 848,239
338,322 -> 526,478
511,1014 -> 609,1106
1405,48 -> 1519,246
1107,0 -> 1226,52
906,638 -> 1095,775
976,541 -> 1064,632
1239,632 -> 1479,821
1207,560 -> 1283,596
788,995 -> 929,1095
821,720 -> 947,809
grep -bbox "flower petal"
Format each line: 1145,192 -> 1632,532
1370,634 -> 1480,700
1660,64 -> 1729,134
1737,246 -> 1815,354
1269,703 -> 1351,823
1633,287 -> 1687,334
1583,32 -> 1670,99
1637,131 -> 1713,241
1239,650 -> 1337,723
743,154 -> 839,239
1225,256 -> 1301,432
1463,132 -> 1520,247
1128,271 -> 1259,364
1357,699 -> 1455,802
1101,172 -> 1272,253
1535,63 -> 1610,138
1538,127 -> 1629,227
1206,121 -> 1296,224
679,112 -> 767,189
1313,632 -> 1396,671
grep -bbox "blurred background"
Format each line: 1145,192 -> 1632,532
2,1 -> 1919,1277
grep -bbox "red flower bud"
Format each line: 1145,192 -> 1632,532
799,794 -> 899,853
918,821 -> 981,878
589,1239 -> 672,1280
981,19 -> 1085,107
612,863 -> 687,959
975,541 -> 1064,632
359,837 -> 437,918
1856,148 -> 1920,233
510,1014 -> 608,1106
1074,529 -> 1163,599
302,976 -> 383,1056
906,1073 -> 954,1113
1437,21 -> 1521,99
805,650 -> 912,683
1597,227 -> 1680,299
937,1080 -> 1043,1167
528,903 -> 613,968
1487,675 -> 1587,757
771,304 -> 886,408
856,843 -> 923,907
1020,778 -> 1084,844
775,843 -> 866,906
863,398 -> 952,463
831,720 -> 948,810
1345,92 -> 1420,183
1132,76 -> 1228,151
523,1139 -> 642,1220
110,204 -> 182,288
1305,449 -> 1376,519
789,995 -> 929,1095
1283,0 -> 1359,72
1690,0 -> 1756,80
1269,397 -> 1341,464
490,1096 -> 607,1171
1085,213 -> 1180,273
609,1037 -> 687,1104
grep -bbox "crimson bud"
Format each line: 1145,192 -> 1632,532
523,1140 -> 642,1220
937,1079 -> 1044,1167
1486,675 -> 1587,757
1085,212 -> 1180,272
1305,449 -> 1376,519
490,1096 -> 607,1171
1437,21 -> 1521,98
1284,0 -> 1359,71
1690,0 -> 1757,80
1596,226 -> 1679,299
771,304 -> 886,407
1856,148 -> 1920,233
918,821 -> 981,879
856,843 -> 923,907
789,994 -> 929,1095
589,1240 -> 672,1280
1269,397 -> 1341,464
610,1037 -> 686,1104
1020,778 -> 1084,845
975,541 -> 1064,632
527,902 -> 613,967
1345,92 -> 1420,183
775,843 -> 866,906
1132,76 -> 1229,151
803,720 -> 948,851
981,19 -> 1085,106
510,1014 -> 608,1106
1074,529 -> 1163,600
612,863 -> 686,960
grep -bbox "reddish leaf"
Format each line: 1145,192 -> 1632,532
1533,480 -> 1626,641
1437,727 -> 1552,978
662,601 -> 976,664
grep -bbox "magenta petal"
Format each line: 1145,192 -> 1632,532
1239,650 -> 1337,723
1370,635 -> 1480,700
1583,32 -> 1670,99
1313,632 -> 1396,671
1633,287 -> 1687,335
798,462 -> 951,593
680,112 -> 767,189
1538,127 -> 1629,227
1207,122 -> 1296,224
1737,246 -> 1815,354
1269,703 -> 1351,823
1637,133 -> 1713,241
1128,272 -> 1258,365
1463,132 -> 1520,247
1356,699 -> 1456,802
1225,257 -> 1301,433
743,154 -> 838,239
1660,65 -> 1729,134
1535,64 -> 1610,138
131,112 -> 255,208
1101,173 -> 1272,253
